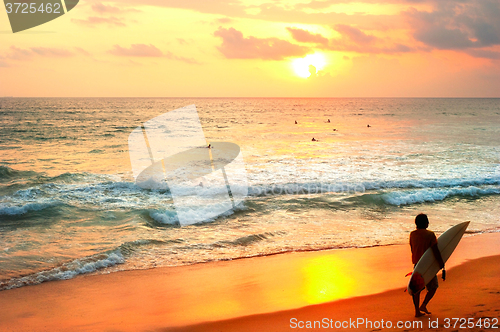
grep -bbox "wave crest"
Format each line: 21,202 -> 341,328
0,251 -> 125,291
0,200 -> 62,216
382,186 -> 500,206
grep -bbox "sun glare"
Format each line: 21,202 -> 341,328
292,53 -> 327,78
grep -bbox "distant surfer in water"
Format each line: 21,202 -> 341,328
207,144 -> 211,149
327,119 -> 330,123
311,138 -> 317,141
409,214 -> 445,317
295,120 -> 298,124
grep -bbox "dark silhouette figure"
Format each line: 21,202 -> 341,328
312,138 -> 317,141
295,120 -> 298,124
207,144 -> 211,149
327,119 -> 330,123
367,124 -> 371,128
333,129 -> 337,132
410,214 -> 445,317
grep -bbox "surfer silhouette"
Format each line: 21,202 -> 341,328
409,214 -> 445,317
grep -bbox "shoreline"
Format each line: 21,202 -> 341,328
169,255 -> 500,332
3,230 -> 498,292
0,232 -> 499,331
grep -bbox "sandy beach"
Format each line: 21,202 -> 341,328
170,255 -> 500,332
0,232 -> 499,332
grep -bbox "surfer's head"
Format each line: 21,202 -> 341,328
415,213 -> 429,229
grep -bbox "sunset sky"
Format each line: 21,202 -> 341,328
1,0 -> 499,97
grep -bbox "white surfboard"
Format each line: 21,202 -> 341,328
407,221 -> 470,295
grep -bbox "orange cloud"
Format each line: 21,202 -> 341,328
118,0 -> 245,17
108,44 -> 199,64
109,44 -> 163,57
30,47 -> 73,57
91,3 -> 141,14
286,27 -> 329,45
216,17 -> 233,24
325,24 -> 414,54
334,24 -> 377,45
5,46 -> 73,60
72,16 -> 127,27
117,0 -> 401,28
0,58 -> 9,68
74,47 -> 91,56
164,51 -> 200,64
6,46 -> 33,60
214,27 -> 310,60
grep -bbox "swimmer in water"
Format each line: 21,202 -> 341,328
295,120 -> 298,124
333,129 -> 337,132
367,124 -> 371,128
207,144 -> 212,148
327,119 -> 330,123
312,138 -> 317,141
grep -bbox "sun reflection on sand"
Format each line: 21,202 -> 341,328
301,255 -> 357,304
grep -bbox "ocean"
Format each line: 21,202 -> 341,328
1,98 -> 499,290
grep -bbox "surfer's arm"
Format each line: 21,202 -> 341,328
431,243 -> 445,269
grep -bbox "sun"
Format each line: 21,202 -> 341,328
292,53 -> 327,78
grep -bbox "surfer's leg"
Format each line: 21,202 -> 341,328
420,275 -> 439,314
412,292 -> 425,317
420,291 -> 435,314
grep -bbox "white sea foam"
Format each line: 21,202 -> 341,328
149,209 -> 179,225
382,186 -> 500,206
0,201 -> 60,216
2,251 -> 125,290
3,176 -> 498,216
245,177 -> 500,197
43,251 -> 125,280
363,177 -> 500,190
